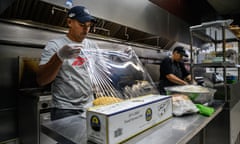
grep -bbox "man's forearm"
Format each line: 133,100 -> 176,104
36,53 -> 63,86
166,74 -> 188,85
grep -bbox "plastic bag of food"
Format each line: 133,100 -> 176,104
172,94 -> 199,116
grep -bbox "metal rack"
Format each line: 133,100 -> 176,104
190,19 -> 240,99
189,19 -> 240,144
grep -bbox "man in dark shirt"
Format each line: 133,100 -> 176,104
159,46 -> 192,94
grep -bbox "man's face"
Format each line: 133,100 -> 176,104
172,51 -> 183,62
67,18 -> 92,42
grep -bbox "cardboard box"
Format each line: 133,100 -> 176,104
87,95 -> 172,144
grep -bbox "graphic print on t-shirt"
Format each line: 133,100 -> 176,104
72,56 -> 86,66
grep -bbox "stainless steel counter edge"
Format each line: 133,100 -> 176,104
41,101 -> 224,144
176,102 -> 223,144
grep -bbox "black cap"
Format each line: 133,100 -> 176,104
173,46 -> 188,57
68,6 -> 96,23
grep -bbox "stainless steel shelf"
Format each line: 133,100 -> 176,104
193,62 -> 236,68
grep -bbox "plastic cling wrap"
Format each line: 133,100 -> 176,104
81,45 -> 159,105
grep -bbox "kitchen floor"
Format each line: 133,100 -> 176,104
40,132 -> 57,144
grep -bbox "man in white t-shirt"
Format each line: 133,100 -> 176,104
37,6 -> 98,121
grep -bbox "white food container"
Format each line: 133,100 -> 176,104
86,94 -> 172,144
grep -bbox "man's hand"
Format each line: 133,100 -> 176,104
57,44 -> 82,61
166,74 -> 189,85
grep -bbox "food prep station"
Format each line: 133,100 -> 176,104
0,20 -> 239,144
1,19 -> 240,144
0,0 -> 240,144
41,100 -> 224,144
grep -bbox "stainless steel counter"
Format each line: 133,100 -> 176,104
41,101 -> 224,144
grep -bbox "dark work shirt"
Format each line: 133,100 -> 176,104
159,57 -> 189,92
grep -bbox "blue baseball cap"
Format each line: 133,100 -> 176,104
68,6 -> 96,23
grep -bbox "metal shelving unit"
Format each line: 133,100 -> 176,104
189,19 -> 240,144
190,19 -> 239,99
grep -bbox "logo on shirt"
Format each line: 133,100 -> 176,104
72,56 -> 86,66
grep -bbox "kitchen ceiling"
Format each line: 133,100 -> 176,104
207,0 -> 240,15
149,0 -> 240,25
149,0 -> 240,39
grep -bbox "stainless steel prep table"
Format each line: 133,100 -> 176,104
41,101 -> 224,144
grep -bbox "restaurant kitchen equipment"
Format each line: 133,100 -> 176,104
18,57 -> 52,144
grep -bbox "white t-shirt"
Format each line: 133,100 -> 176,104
40,35 -> 98,110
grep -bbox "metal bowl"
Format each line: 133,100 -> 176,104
164,85 -> 216,105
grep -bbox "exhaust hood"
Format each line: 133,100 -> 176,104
0,0 -> 179,49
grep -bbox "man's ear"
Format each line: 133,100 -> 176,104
67,18 -> 72,28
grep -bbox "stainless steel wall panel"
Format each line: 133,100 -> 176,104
0,22 -> 64,46
0,56 -> 18,109
0,45 -> 42,107
168,14 -> 190,43
205,110 -> 230,144
41,0 -> 190,43
0,109 -> 17,142
142,63 -> 160,82
0,44 -> 42,142
0,0 -> 15,14
230,98 -> 240,144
